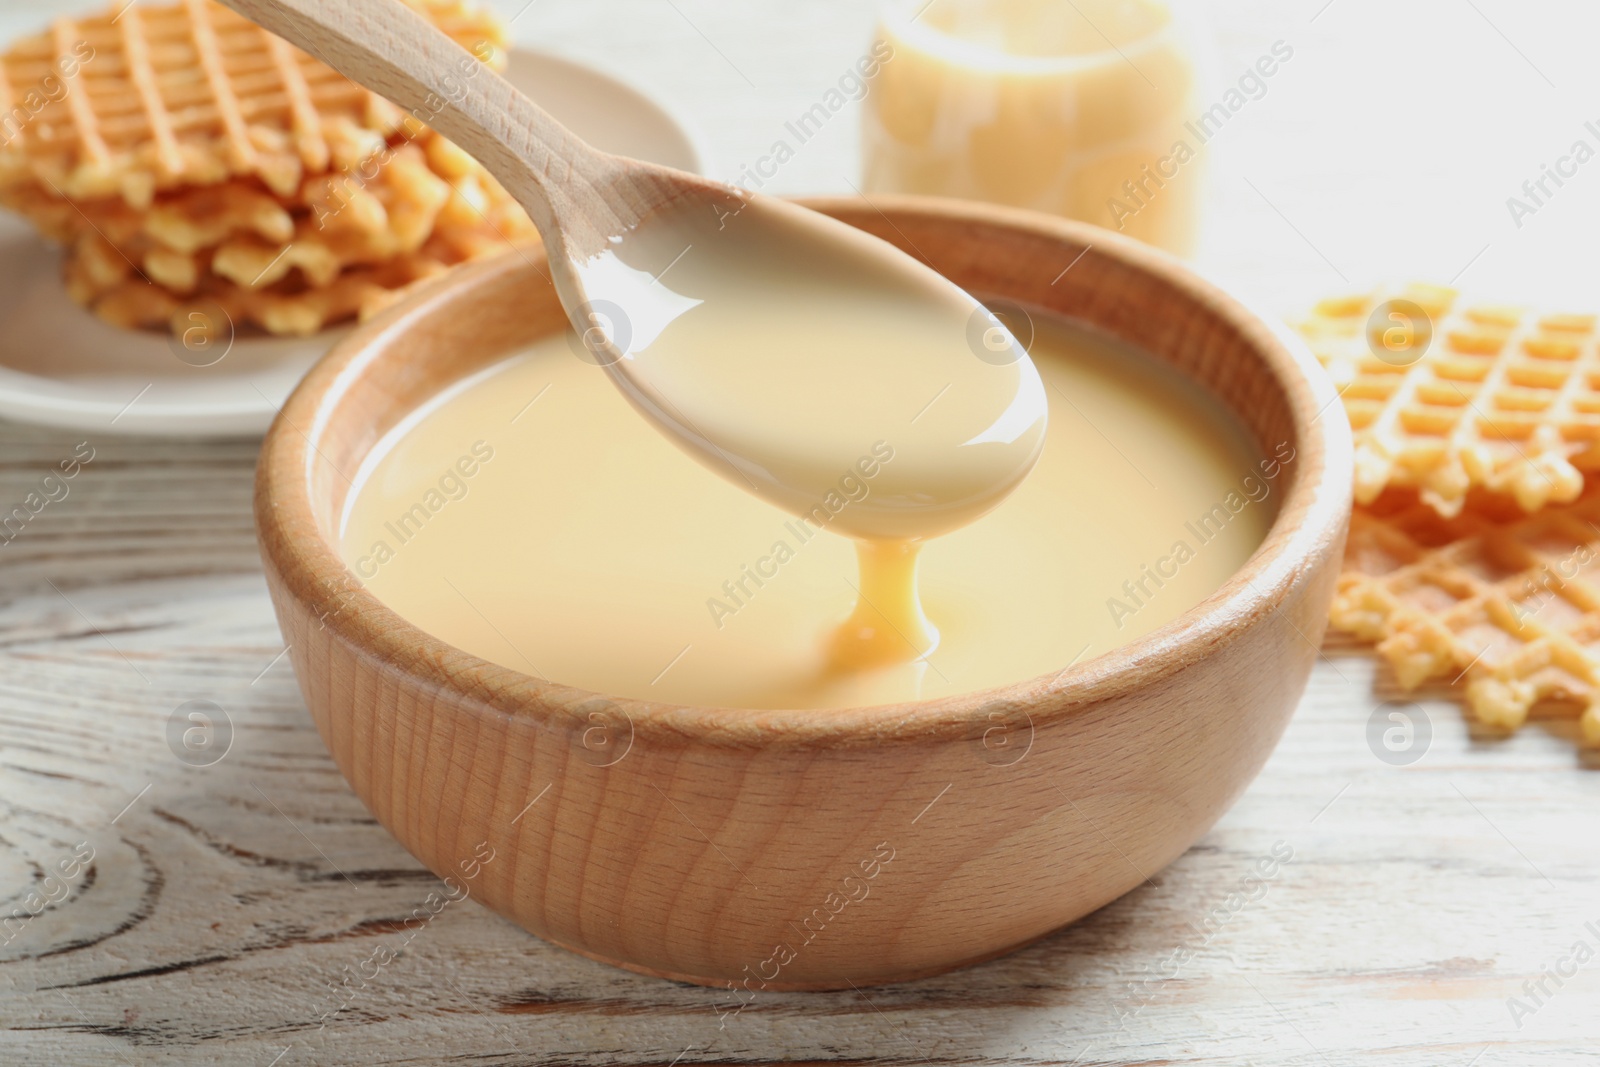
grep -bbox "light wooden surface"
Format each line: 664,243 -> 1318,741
4,0 -> 1600,1063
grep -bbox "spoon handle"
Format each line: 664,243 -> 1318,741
215,0 -> 629,257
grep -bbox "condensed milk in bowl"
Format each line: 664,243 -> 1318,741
863,0 -> 1209,254
255,198 -> 1351,990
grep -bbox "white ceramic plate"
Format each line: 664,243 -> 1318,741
0,48 -> 704,438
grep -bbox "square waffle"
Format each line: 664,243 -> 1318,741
0,0 -> 506,205
1296,284 -> 1600,518
0,0 -> 536,337
1333,488 -> 1600,745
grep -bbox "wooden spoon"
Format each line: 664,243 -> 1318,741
218,0 -> 1049,544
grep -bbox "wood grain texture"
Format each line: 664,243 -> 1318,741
2,462 -> 1597,1065
250,199 -> 1349,991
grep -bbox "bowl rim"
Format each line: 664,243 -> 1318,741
255,195 -> 1352,749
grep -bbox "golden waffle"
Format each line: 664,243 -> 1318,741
1333,488 -> 1600,745
208,135 -> 536,288
0,178 -> 297,247
0,0 -> 506,206
72,241 -> 448,336
6,131 -> 533,283
65,193 -> 530,336
1297,283 -> 1600,518
35,141 -> 450,294
0,0 -> 536,337
0,107 -> 481,245
57,137 -> 536,332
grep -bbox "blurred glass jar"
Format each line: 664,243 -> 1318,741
862,0 -> 1210,255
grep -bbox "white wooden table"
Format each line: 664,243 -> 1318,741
4,1 -> 1599,1063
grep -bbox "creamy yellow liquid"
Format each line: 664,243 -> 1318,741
569,193 -> 1049,666
570,195 -> 1048,543
863,0 -> 1203,254
340,316 -> 1275,710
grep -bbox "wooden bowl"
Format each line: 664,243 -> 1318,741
255,197 -> 1352,991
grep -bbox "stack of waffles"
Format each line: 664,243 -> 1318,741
1298,284 -> 1600,745
0,0 -> 538,337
